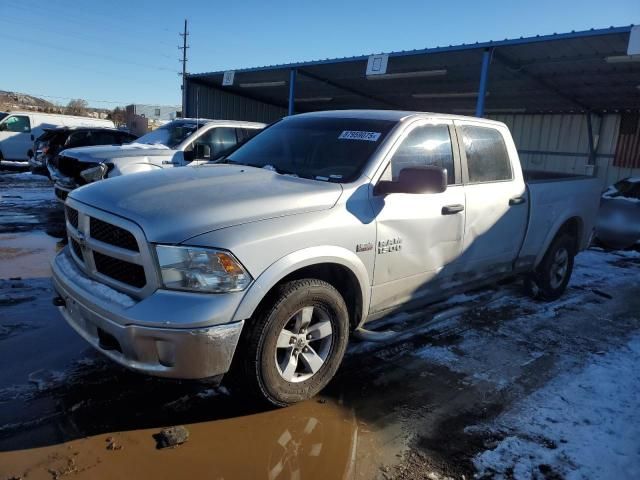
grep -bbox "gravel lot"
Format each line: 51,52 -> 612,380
0,166 -> 638,480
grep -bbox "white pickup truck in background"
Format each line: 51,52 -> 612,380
48,118 -> 265,202
52,110 -> 601,406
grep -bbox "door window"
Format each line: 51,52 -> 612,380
193,127 -> 238,160
460,126 -> 512,183
91,131 -> 120,145
3,115 -> 31,133
67,131 -> 93,148
383,124 -> 455,184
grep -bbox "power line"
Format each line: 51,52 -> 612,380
0,33 -> 180,74
20,93 -> 133,106
0,15 -> 175,62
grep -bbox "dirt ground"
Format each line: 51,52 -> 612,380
0,166 -> 639,480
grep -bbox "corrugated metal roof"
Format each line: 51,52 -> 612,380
187,26 -> 640,114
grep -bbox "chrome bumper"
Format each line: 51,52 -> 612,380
52,248 -> 245,379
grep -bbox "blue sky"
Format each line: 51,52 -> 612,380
1,0 -> 638,108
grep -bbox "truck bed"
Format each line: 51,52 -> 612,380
523,169 -> 592,183
518,170 -> 601,265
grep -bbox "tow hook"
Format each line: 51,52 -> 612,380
53,296 -> 66,307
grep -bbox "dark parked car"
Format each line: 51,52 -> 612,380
28,127 -> 138,176
595,177 -> 640,249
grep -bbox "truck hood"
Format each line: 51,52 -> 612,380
70,165 -> 343,243
62,143 -> 176,162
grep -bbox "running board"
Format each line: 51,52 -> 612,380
353,291 -> 510,343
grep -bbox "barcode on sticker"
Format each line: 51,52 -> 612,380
338,131 -> 381,142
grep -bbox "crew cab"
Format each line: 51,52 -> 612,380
51,110 -> 600,406
49,118 -> 265,202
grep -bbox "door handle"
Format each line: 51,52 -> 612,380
509,196 -> 526,206
30,134 -> 34,141
441,204 -> 464,215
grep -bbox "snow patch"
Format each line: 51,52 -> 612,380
118,142 -> 170,150
56,250 -> 136,308
0,171 -> 49,182
474,334 -> 640,479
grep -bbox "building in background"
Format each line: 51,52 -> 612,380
125,104 -> 181,136
184,25 -> 640,187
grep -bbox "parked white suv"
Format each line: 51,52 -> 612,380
49,118 -> 265,202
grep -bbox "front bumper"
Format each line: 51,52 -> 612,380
52,248 -> 245,379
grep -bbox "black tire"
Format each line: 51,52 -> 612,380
229,279 -> 349,407
527,233 -> 575,301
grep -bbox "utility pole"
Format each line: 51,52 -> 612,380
179,19 -> 189,116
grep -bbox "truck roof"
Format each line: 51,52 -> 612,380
293,109 -> 507,127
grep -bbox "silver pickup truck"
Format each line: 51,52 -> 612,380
51,110 -> 600,406
49,118 -> 264,202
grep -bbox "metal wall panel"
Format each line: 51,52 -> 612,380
185,81 -> 286,123
490,113 -> 640,188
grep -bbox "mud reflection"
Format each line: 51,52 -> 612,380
0,231 -> 64,279
0,396 -> 369,480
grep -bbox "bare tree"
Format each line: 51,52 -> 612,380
66,98 -> 88,116
109,106 -> 126,127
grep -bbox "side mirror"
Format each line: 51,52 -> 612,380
0,123 -> 5,132
375,166 -> 447,196
194,143 -> 211,160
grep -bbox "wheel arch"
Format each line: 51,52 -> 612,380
232,246 -> 370,330
535,215 -> 584,267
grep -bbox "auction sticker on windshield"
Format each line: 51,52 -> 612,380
338,131 -> 381,141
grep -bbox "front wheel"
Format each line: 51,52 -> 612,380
526,233 -> 575,301
230,279 -> 349,407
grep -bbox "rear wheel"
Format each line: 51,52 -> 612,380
230,279 -> 349,407
526,233 -> 575,301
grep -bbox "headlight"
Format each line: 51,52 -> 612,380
80,164 -> 107,182
155,245 -> 252,293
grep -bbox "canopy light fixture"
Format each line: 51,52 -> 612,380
412,92 -> 489,99
453,108 -> 526,114
366,69 -> 447,80
296,97 -> 333,103
604,55 -> 640,63
239,81 -> 286,88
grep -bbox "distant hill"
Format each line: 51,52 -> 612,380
0,90 -> 57,112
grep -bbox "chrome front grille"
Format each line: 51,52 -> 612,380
90,217 -> 139,252
65,205 -> 79,229
93,251 -> 146,288
64,198 -> 158,298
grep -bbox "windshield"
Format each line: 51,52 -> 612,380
225,117 -> 396,182
135,121 -> 202,148
0,112 -> 7,121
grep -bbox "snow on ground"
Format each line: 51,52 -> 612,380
0,171 -> 48,182
474,334 -> 640,479
0,161 -> 30,169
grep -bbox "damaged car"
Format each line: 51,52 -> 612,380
595,177 -> 640,249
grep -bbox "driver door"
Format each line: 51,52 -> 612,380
369,120 -> 466,314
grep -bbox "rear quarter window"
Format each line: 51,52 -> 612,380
460,125 -> 512,183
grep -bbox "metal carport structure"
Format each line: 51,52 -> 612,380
185,26 -> 640,185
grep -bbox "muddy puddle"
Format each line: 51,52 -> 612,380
0,397 -> 380,480
0,231 -> 63,279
